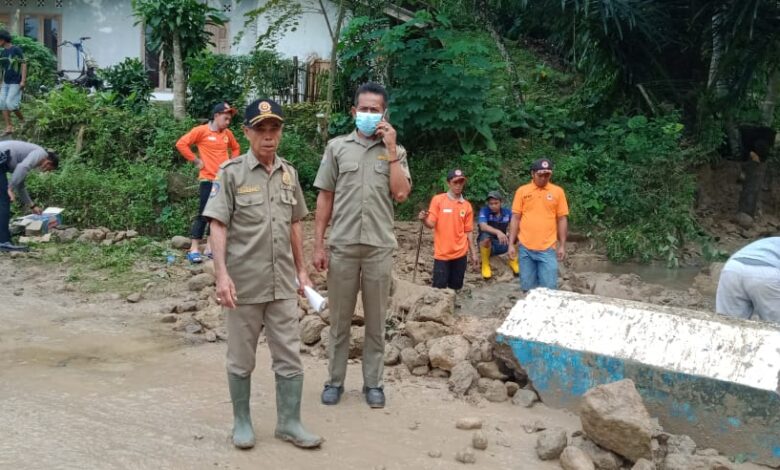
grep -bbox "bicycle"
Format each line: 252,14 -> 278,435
56,36 -> 103,91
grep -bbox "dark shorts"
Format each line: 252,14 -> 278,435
190,180 -> 213,240
432,256 -> 467,290
477,231 -> 509,255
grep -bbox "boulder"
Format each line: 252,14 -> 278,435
409,291 -> 455,326
405,321 -> 454,345
505,381 -> 520,397
571,435 -> 623,470
187,273 -> 215,292
57,227 -> 80,242
428,335 -> 470,371
300,315 -> 327,345
535,428 -> 568,460
171,235 -> 191,249
579,379 -> 658,462
482,379 -> 508,403
472,431 -> 488,450
631,459 -> 655,470
560,446 -> 596,470
400,346 -> 429,372
511,389 -> 538,408
477,360 -> 509,380
79,229 -> 105,242
384,344 -> 401,366
390,334 -> 414,352
126,292 -> 142,303
448,361 -> 479,396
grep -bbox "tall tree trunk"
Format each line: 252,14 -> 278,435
326,0 -> 346,119
761,69 -> 779,126
172,32 -> 186,120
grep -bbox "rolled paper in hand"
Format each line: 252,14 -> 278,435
304,285 -> 328,313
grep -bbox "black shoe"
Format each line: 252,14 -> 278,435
363,387 -> 385,409
321,385 -> 344,405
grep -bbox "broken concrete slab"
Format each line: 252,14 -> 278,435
496,289 -> 780,467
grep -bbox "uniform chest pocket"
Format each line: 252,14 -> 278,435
374,161 -> 389,175
337,161 -> 360,187
280,189 -> 297,205
235,193 -> 265,219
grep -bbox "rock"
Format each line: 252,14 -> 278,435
187,273 -> 215,291
126,292 -> 142,303
428,335 -> 470,371
125,230 -> 139,239
734,212 -> 754,229
198,286 -> 215,300
430,368 -> 450,378
348,326 -> 364,359
188,264 -> 205,276
101,239 -> 113,247
79,229 -> 106,242
205,330 -> 217,342
57,227 -> 80,242
448,361 -> 479,396
405,321 -> 454,345
171,235 -> 190,249
663,453 -> 733,470
631,459 -> 655,470
512,389 -> 538,407
505,381 -> 520,397
384,344 -> 400,366
411,365 -> 430,376
571,435 -> 623,470
455,448 -> 476,464
560,446 -> 596,470
160,314 -> 178,323
477,360 -> 509,380
472,430 -> 488,450
175,301 -> 198,313
579,379 -> 658,462
483,379 -> 508,402
665,434 -> 696,456
203,260 -> 215,277
215,326 -> 228,341
320,326 -> 330,350
196,300 -> 209,311
400,347 -> 429,372
409,291 -> 456,326
184,321 -> 203,335
428,450 -> 442,458
535,428 -> 567,460
455,417 -> 483,430
300,315 -> 327,345
390,334 -> 414,352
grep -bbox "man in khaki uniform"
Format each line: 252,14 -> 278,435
313,82 -> 412,408
203,98 -> 322,450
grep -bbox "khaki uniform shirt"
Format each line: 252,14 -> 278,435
313,130 -> 411,248
203,152 -> 308,304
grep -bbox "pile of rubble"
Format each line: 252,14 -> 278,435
533,379 -> 736,470
18,226 -> 140,245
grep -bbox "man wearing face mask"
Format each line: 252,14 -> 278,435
313,82 -> 412,409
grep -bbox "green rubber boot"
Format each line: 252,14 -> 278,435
228,373 -> 256,449
274,374 -> 323,448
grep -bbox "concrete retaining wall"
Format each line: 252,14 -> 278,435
496,289 -> 780,467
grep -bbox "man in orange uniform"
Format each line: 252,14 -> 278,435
508,158 -> 569,292
418,169 -> 479,290
176,102 -> 241,263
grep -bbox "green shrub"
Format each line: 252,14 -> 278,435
99,57 -> 153,108
186,52 -> 246,119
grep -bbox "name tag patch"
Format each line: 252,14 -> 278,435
237,185 -> 261,194
443,208 -> 453,213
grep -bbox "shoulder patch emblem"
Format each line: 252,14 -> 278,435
546,193 -> 553,201
282,172 -> 292,185
460,209 -> 466,217
209,182 -> 221,198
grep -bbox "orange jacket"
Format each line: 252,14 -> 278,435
176,124 -> 240,181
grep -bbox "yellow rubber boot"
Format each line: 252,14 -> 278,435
480,246 -> 492,279
508,256 -> 519,275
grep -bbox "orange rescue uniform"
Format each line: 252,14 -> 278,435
511,182 -> 569,250
427,193 -> 474,260
175,124 -> 241,181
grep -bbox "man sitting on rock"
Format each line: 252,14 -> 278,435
716,236 -> 780,324
0,140 -> 58,252
477,190 -> 519,279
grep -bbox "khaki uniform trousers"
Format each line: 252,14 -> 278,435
226,299 -> 303,379
327,244 -> 393,389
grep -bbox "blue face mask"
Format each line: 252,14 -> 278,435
355,112 -> 383,136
